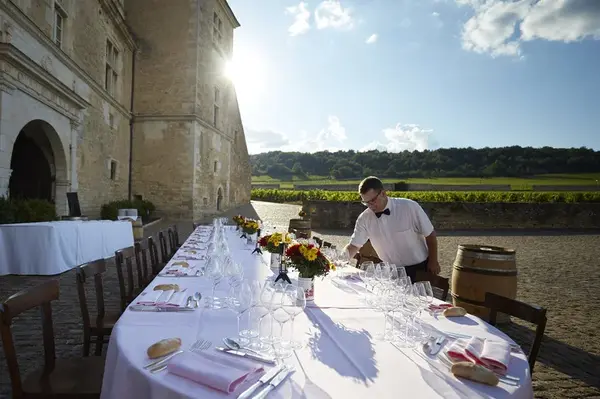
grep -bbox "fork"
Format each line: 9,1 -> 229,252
189,339 -> 212,353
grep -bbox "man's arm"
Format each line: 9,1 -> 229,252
343,243 -> 360,260
343,214 -> 368,262
425,231 -> 441,275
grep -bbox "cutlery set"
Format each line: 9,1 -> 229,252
238,364 -> 295,399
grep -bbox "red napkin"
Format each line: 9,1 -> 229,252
445,337 -> 511,375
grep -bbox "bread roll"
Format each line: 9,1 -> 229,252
451,362 -> 499,386
153,284 -> 180,292
172,261 -> 189,268
147,338 -> 182,359
443,306 -> 467,317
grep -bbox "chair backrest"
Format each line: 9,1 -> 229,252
291,229 -> 309,239
158,230 -> 170,263
167,227 -> 176,254
67,192 -> 82,217
134,239 -> 151,286
193,223 -> 199,231
322,241 -> 332,248
147,236 -> 161,276
75,259 -> 108,334
0,280 -> 60,397
313,236 -> 323,247
115,247 -> 137,312
484,292 -> 547,373
172,225 -> 181,247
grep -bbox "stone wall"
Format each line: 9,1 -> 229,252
294,183 -> 395,191
403,184 -> 511,191
304,200 -> 600,230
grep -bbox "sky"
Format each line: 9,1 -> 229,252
225,0 -> 600,154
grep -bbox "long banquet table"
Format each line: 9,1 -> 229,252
0,220 -> 134,275
101,226 -> 533,399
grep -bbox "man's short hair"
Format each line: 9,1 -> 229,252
358,176 -> 384,194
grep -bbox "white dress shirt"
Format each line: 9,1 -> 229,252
350,197 -> 434,267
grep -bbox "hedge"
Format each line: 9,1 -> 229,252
100,199 -> 156,221
0,197 -> 58,223
250,189 -> 600,203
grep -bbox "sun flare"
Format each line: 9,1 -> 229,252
222,48 -> 266,99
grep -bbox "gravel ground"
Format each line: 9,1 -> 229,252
1,202 -> 599,398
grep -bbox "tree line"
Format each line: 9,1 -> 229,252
250,146 -> 600,179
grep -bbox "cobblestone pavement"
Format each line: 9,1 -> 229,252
1,202 -> 599,398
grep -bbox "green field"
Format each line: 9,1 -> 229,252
252,173 -> 600,190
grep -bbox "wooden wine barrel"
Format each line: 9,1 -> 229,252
451,244 -> 517,323
288,218 -> 311,238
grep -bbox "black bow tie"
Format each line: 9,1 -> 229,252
375,208 -> 391,218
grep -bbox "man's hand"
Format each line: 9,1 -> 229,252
427,259 -> 441,275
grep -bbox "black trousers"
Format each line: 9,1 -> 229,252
403,258 -> 428,283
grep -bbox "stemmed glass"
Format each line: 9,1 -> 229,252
245,281 -> 269,352
271,284 -> 292,358
205,257 -> 223,309
230,282 -> 253,346
283,285 -> 306,350
258,281 -> 277,345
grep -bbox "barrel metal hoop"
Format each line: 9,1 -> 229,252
453,264 -> 518,276
451,293 -> 486,306
460,252 -> 516,262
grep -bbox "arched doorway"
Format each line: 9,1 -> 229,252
217,187 -> 223,211
9,120 -> 64,204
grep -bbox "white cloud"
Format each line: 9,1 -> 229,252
458,0 -> 600,58
361,124 -> 434,152
286,2 -> 311,36
432,11 -> 440,17
245,116 -> 348,154
315,0 -> 355,30
365,33 -> 378,44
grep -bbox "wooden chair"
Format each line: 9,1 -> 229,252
322,241 -> 332,248
313,236 -> 323,247
75,259 -> 120,356
115,247 -> 141,312
158,230 -> 171,264
134,239 -> 152,287
484,292 -> 547,373
1,280 -> 105,398
291,229 -> 309,239
172,225 -> 181,249
148,236 -> 163,276
167,227 -> 180,257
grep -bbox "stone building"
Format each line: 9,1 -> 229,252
0,0 -> 251,220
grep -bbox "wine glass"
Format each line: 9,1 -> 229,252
283,285 -> 306,350
231,282 -> 253,346
271,285 -> 292,359
205,258 -> 223,309
258,281 -> 277,345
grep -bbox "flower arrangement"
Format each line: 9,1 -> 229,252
258,232 -> 292,253
232,215 -> 245,227
298,209 -> 307,218
285,241 -> 335,279
241,218 -> 260,235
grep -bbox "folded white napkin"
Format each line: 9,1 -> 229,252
136,290 -> 163,306
164,291 -> 188,307
155,289 -> 175,306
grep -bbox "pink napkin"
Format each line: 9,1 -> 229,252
445,337 -> 511,375
136,290 -> 163,306
167,350 -> 264,393
429,303 -> 453,311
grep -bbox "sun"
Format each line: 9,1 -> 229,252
222,48 -> 266,99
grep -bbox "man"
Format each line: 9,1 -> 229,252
342,176 -> 440,282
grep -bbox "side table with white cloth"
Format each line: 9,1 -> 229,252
0,220 -> 134,276
101,226 -> 534,399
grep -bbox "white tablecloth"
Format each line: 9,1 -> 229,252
0,220 -> 134,275
101,227 -> 533,399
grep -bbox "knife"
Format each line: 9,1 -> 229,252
429,336 -> 446,355
237,365 -> 285,399
252,366 -> 294,399
215,347 -> 276,364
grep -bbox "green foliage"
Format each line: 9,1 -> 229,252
100,199 -> 156,221
0,197 -> 57,223
250,147 -> 600,180
250,189 -> 600,203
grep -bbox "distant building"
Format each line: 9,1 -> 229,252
0,0 -> 251,219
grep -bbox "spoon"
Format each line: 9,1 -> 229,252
193,292 -> 202,308
223,338 -> 264,355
